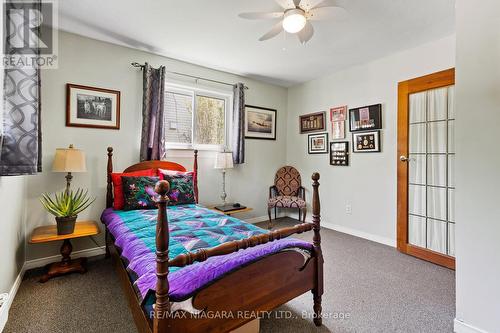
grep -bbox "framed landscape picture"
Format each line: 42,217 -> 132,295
244,105 -> 277,140
66,84 -> 120,129
300,111 -> 326,134
308,132 -> 329,154
352,130 -> 381,153
349,104 -> 382,132
330,141 -> 349,166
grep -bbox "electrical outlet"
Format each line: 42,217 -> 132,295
346,204 -> 352,215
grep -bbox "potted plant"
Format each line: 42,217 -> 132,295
40,188 -> 95,235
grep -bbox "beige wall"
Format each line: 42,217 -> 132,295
27,31 -> 288,260
0,177 -> 26,294
286,35 -> 455,245
454,0 -> 500,331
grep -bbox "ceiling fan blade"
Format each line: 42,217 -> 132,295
297,21 -> 314,44
298,0 -> 324,11
259,21 -> 284,41
238,12 -> 284,20
305,6 -> 348,21
275,0 -> 296,9
312,0 -> 345,9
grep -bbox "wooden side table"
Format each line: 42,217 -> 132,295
30,220 -> 100,283
209,206 -> 253,216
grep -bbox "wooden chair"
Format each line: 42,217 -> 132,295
268,166 -> 306,229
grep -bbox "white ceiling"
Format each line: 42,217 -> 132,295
58,0 -> 455,87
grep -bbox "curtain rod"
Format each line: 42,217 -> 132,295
131,62 -> 249,90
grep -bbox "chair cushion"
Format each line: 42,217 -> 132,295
268,195 -> 306,208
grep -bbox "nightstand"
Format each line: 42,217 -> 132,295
30,220 -> 100,282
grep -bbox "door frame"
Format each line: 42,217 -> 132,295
397,68 -> 455,270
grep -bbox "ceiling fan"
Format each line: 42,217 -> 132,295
238,0 -> 347,43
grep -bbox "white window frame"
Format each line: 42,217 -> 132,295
164,82 -> 233,151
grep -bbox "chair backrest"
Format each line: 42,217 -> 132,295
274,166 -> 302,196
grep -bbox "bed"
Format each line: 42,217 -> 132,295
102,147 -> 324,333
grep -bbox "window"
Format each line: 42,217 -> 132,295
164,83 -> 232,150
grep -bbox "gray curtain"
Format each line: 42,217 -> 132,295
232,83 -> 245,164
0,1 -> 42,176
140,63 -> 166,161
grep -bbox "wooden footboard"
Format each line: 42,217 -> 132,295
104,147 -> 324,333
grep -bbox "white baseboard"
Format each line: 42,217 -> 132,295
286,213 -> 396,247
0,264 -> 25,332
454,319 -> 489,333
24,246 -> 106,271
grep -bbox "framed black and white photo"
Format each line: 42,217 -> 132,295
352,130 -> 381,152
330,141 -> 349,166
349,104 -> 382,132
66,84 -> 121,130
308,133 -> 329,154
244,105 -> 277,140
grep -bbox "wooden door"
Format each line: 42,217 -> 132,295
397,68 -> 455,269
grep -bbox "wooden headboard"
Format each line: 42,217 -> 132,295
106,147 -> 199,208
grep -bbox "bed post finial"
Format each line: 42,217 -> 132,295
193,149 -> 199,203
153,180 -> 171,333
106,147 -> 114,208
311,172 -> 324,326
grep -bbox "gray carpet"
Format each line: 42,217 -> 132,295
5,218 -> 455,333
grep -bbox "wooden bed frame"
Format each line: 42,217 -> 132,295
104,147 -> 324,333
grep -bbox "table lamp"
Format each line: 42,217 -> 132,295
214,151 -> 233,206
52,144 -> 87,193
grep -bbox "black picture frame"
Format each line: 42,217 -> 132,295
330,141 -> 349,166
244,105 -> 277,140
349,104 -> 382,132
352,130 -> 381,153
308,133 -> 329,154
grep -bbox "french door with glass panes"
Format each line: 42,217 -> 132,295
397,69 -> 455,269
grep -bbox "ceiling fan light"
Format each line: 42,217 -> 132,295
282,9 -> 306,34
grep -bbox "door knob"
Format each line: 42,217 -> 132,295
400,155 -> 409,162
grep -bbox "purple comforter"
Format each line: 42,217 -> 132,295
101,204 -> 312,303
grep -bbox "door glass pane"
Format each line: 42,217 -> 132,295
448,223 -> 455,256
428,121 -> 447,153
427,219 -> 447,254
428,155 -> 447,187
448,120 -> 455,153
428,87 -> 448,121
409,185 -> 426,216
409,216 -> 426,248
409,154 -> 425,185
408,85 -> 455,257
410,91 -> 426,123
427,187 -> 447,220
409,124 -> 426,153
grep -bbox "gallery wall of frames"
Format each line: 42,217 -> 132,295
300,103 -> 382,166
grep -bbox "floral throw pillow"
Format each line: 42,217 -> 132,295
121,176 -> 159,210
160,172 -> 195,206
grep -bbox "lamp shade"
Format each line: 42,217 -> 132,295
214,152 -> 234,170
52,145 -> 87,173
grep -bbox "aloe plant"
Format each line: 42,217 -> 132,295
40,188 -> 95,218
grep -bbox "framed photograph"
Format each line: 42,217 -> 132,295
330,105 -> 347,122
300,111 -> 326,134
330,141 -> 349,166
349,104 -> 382,132
244,105 -> 277,140
66,84 -> 121,130
308,133 -> 329,154
352,130 -> 381,153
331,120 -> 345,140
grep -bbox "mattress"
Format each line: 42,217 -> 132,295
101,204 -> 312,305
